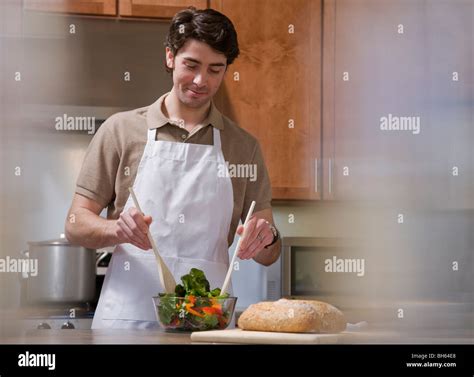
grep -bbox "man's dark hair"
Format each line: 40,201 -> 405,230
165,7 -> 239,71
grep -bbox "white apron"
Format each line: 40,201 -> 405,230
91,125 -> 234,329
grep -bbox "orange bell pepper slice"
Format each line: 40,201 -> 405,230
185,303 -> 204,317
202,307 -> 216,315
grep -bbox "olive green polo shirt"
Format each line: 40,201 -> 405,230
75,93 -> 272,246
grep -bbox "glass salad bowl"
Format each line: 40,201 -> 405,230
153,295 -> 237,332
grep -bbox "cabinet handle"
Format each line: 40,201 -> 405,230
314,158 -> 318,193
328,158 -> 333,194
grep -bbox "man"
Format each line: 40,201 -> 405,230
65,7 -> 281,329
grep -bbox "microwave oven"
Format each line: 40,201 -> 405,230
266,237 -> 370,322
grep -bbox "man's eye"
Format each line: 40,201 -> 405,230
209,69 -> 221,74
185,64 -> 197,70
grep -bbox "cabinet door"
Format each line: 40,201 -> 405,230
212,0 -> 322,200
119,0 -> 208,19
324,0 -> 473,208
23,0 -> 117,16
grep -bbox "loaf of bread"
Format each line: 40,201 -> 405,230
298,299 -> 347,333
237,299 -> 346,333
237,300 -> 319,333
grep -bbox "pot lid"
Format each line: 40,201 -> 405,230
28,238 -> 72,246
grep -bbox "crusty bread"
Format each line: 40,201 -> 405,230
298,299 -> 346,333
238,299 -> 346,333
237,300 -> 318,333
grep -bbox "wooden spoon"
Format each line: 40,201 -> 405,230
220,200 -> 256,296
129,187 -> 177,294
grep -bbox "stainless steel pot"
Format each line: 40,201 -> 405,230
23,238 -> 96,304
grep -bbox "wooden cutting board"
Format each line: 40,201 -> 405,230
191,328 -> 355,344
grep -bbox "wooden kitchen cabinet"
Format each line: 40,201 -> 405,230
324,0 -> 431,202
23,0 -> 208,19
211,0 -> 322,200
119,0 -> 208,19
323,0 -> 473,207
23,0 -> 117,16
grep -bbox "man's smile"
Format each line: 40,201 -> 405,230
186,88 -> 208,97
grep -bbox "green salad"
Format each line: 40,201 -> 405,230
156,268 -> 235,331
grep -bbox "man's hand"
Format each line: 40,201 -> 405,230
114,207 -> 152,250
66,195 -> 153,250
236,216 -> 274,260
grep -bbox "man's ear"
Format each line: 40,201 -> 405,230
165,47 -> 175,69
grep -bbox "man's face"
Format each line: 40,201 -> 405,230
166,39 -> 227,108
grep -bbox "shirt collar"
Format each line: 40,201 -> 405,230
146,92 -> 224,130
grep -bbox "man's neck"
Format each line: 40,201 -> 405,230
163,88 -> 211,132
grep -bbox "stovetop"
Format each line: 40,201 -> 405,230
22,303 -> 95,318
19,303 -> 95,330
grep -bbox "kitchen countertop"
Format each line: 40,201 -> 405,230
0,328 -> 472,344
0,329 -> 193,344
1,310 -> 471,344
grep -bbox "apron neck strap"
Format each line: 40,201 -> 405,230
212,127 -> 222,149
147,128 -> 157,142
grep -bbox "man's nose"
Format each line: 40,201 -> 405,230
193,70 -> 208,86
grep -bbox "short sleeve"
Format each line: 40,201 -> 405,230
75,118 -> 120,208
241,140 -> 272,222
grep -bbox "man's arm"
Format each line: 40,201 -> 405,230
65,194 -> 152,250
236,208 -> 281,266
